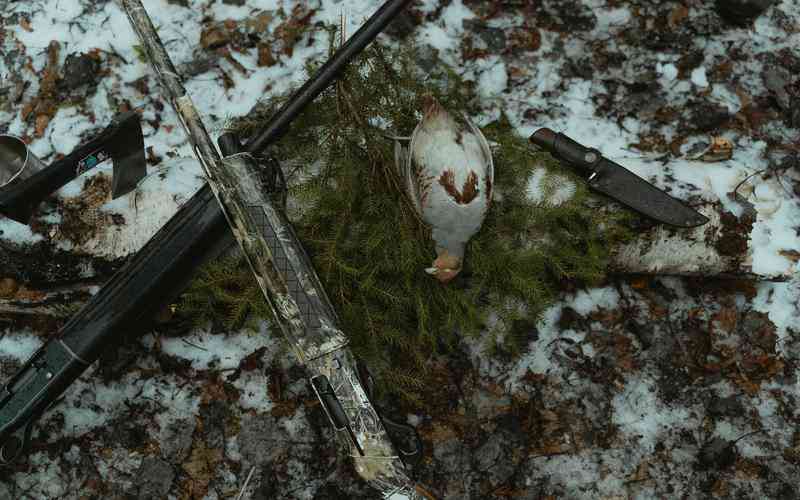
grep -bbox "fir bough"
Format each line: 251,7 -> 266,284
179,36 -> 630,404
178,255 -> 275,333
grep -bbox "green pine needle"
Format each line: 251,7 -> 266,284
176,38 -> 631,405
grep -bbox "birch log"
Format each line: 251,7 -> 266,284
609,200 -> 792,280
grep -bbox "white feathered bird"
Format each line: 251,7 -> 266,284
395,95 -> 494,284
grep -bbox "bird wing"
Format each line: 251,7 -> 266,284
395,136 -> 422,217
462,113 -> 494,206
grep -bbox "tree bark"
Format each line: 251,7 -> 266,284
609,200 -> 788,280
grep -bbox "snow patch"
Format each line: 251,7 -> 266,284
0,330 -> 42,362
612,377 -> 694,454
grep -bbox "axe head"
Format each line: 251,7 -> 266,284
105,111 -> 147,199
0,113 -> 146,225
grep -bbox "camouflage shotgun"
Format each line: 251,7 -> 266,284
1,0 -> 430,497
122,0 -> 430,498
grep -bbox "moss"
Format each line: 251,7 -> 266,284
179,38 -> 630,404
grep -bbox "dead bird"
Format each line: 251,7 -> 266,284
394,95 -> 494,284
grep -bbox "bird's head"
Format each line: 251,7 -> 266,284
424,252 -> 462,284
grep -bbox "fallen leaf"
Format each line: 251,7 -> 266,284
779,249 -> 800,263
200,24 -> 230,49
532,441 -> 568,456
734,458 -> 762,480
710,60 -> 733,82
734,374 -> 760,396
628,460 -> 651,482
694,136 -> 733,162
246,11 -> 274,33
711,478 -> 729,497
714,306 -> 738,334
20,17 -> 33,32
34,114 -> 50,137
182,442 -> 223,499
670,135 -> 687,157
734,86 -> 753,109
669,5 -> 689,27
508,66 -> 526,79
223,50 -> 248,74
0,278 -> 19,299
257,43 -> 277,67
509,28 -> 541,52
15,286 -> 46,302
521,370 -> 546,385
270,401 -> 298,418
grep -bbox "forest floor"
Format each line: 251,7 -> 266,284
1,0 -> 799,499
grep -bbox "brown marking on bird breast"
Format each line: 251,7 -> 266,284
421,94 -> 443,117
439,169 -> 480,204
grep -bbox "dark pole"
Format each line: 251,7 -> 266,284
222,0 -> 412,156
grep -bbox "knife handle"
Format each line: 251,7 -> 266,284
0,183 -> 232,464
529,128 -> 602,179
0,113 -> 139,224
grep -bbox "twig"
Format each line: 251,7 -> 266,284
102,44 -> 129,65
733,168 -> 769,199
733,156 -> 796,200
732,429 -> 768,445
181,338 -> 208,351
234,466 -> 257,500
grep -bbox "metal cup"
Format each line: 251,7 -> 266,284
0,135 -> 46,188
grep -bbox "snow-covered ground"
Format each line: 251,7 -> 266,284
1,0 -> 799,499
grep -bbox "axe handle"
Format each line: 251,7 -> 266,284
0,183 -> 231,462
0,116 -> 136,224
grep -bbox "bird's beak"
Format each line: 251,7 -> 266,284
426,267 -> 456,275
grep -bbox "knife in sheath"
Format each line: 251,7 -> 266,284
529,128 -> 709,228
